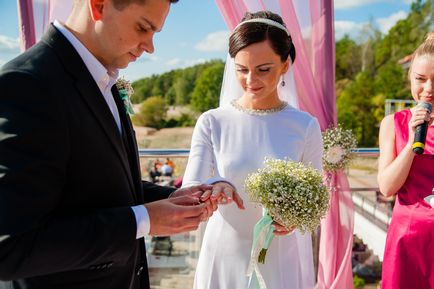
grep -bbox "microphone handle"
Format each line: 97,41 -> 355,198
412,121 -> 429,155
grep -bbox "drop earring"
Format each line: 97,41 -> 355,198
281,76 -> 286,87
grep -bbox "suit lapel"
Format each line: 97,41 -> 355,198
42,25 -> 137,201
112,87 -> 143,203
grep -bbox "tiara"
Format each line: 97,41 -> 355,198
233,18 -> 290,36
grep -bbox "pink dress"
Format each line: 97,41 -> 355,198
382,109 -> 434,289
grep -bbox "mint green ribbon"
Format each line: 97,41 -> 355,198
119,89 -> 135,115
247,210 -> 275,289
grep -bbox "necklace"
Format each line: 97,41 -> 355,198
230,99 -> 288,116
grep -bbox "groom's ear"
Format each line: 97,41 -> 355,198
89,0 -> 105,21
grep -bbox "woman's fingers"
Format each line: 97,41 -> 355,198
272,222 -> 295,236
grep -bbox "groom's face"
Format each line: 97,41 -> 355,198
92,0 -> 171,71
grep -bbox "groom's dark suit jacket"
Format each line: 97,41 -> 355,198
0,25 -> 174,289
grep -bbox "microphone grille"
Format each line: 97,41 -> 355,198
419,102 -> 433,114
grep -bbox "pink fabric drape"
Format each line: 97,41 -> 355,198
17,0 -> 36,51
318,171 -> 354,289
215,1 -> 354,288
16,0 -> 71,51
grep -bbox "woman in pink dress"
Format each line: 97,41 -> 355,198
378,35 -> 434,288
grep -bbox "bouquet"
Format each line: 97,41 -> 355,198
245,158 -> 329,266
322,125 -> 357,171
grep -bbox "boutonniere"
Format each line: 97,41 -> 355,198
116,77 -> 135,115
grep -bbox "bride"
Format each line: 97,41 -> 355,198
183,10 -> 323,289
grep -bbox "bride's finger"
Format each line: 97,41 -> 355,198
272,223 -> 295,235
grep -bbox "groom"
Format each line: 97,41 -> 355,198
0,0 -> 241,288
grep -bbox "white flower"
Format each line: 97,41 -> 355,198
325,145 -> 345,164
244,157 -> 330,233
322,125 -> 358,171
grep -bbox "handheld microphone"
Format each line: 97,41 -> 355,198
412,102 -> 432,155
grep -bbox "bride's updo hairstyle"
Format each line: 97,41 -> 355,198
229,11 -> 296,63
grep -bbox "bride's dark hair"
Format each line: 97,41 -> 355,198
229,11 -> 296,63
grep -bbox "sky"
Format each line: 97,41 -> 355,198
0,0 -> 416,81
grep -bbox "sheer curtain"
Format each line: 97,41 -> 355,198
215,1 -> 354,288
17,0 -> 72,51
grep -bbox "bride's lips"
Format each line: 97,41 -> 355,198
246,86 -> 263,93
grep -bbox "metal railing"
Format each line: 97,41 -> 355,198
139,147 -> 380,158
352,191 -> 392,231
139,148 -> 390,230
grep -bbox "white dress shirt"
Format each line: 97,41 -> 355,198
53,20 -> 150,238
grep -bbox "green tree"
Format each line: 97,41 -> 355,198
337,71 -> 378,146
174,75 -> 194,105
374,62 -> 408,99
131,77 -> 154,103
191,62 -> 225,112
133,96 -> 167,129
335,35 -> 362,80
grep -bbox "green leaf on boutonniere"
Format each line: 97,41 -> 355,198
116,77 -> 135,115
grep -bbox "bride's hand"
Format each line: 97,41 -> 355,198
200,182 -> 245,210
272,222 -> 295,236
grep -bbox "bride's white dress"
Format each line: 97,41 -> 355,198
183,103 -> 323,289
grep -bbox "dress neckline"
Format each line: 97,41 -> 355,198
230,99 -> 288,116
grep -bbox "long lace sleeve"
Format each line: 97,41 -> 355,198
182,113 -> 217,188
302,118 -> 323,172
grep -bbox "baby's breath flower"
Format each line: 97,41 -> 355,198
245,158 -> 330,233
322,124 -> 357,171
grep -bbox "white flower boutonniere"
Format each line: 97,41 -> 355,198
116,77 -> 135,115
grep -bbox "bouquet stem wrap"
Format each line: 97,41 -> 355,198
247,210 -> 275,289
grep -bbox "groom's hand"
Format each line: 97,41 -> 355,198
169,184 -> 215,219
145,195 -> 207,236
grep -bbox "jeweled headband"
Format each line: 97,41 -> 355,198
233,18 -> 290,36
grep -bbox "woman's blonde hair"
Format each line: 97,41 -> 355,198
408,31 -> 434,78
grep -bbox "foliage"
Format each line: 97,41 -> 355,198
337,71 -> 378,146
163,113 -> 197,128
335,0 -> 432,146
353,274 -> 365,289
131,59 -> 225,106
132,96 -> 167,129
190,61 -> 225,112
335,35 -> 362,80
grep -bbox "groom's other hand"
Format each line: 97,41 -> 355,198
145,195 -> 206,236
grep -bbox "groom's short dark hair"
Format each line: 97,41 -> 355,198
112,0 -> 179,10
74,0 -> 179,10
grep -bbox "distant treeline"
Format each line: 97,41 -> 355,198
131,59 -> 224,112
131,0 -> 432,145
